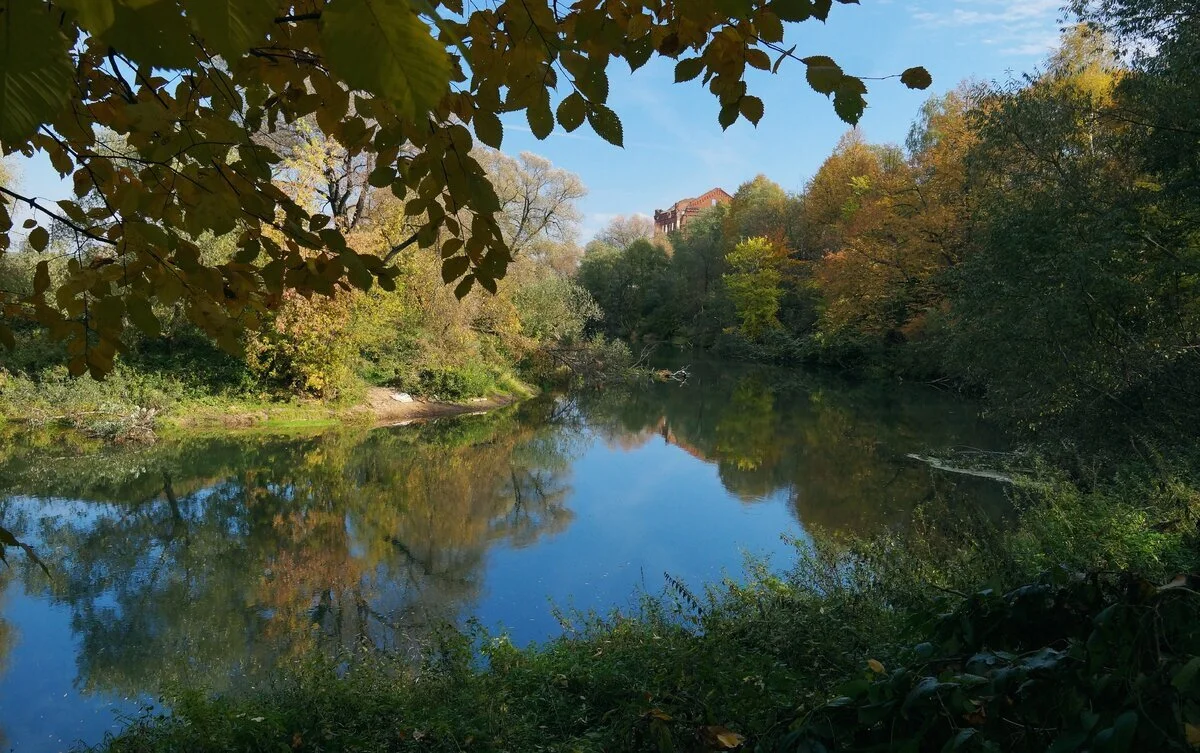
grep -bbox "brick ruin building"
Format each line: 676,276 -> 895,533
652,187 -> 733,234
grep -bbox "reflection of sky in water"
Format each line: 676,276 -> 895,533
0,362 -> 1006,751
0,498 -> 146,750
475,433 -> 804,644
0,588 -> 137,751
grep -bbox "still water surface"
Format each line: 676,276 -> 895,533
0,358 -> 1005,751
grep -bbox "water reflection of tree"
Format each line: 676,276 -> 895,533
0,401 -> 583,698
576,360 -> 1004,531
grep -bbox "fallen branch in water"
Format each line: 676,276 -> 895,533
653,367 -> 691,384
905,454 -> 1015,483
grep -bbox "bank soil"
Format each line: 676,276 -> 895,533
361,388 -> 515,424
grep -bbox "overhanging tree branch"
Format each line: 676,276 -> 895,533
0,186 -> 118,247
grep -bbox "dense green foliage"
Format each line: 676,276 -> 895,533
576,12 -> 1200,440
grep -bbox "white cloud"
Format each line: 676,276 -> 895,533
913,0 -> 1062,58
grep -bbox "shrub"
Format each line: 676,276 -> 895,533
245,291 -> 359,399
411,365 -> 495,400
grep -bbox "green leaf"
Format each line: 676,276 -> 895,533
557,93 -> 585,132
739,95 -> 764,126
771,0 -> 812,22
941,728 -> 976,753
675,57 -> 706,83
575,61 -> 609,103
57,0 -> 116,34
454,274 -> 474,299
586,104 -> 623,147
441,254 -> 470,283
474,109 -> 503,148
1173,657 -> 1200,690
184,0 -> 278,59
625,34 -> 654,72
28,226 -> 49,252
343,252 -> 373,290
746,49 -> 771,71
714,0 -> 751,19
33,259 -> 50,293
126,295 -> 161,338
802,55 -> 842,95
900,66 -> 932,90
833,84 -> 866,124
321,0 -> 452,122
477,274 -> 497,294
1112,711 -> 1137,752
102,0 -> 197,69
527,95 -> 554,140
718,102 -> 738,130
755,11 -> 784,43
0,0 -> 74,144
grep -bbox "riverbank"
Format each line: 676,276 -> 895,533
0,367 -> 534,442
93,459 -> 1200,753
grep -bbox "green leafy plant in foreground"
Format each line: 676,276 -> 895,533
792,575 -> 1200,753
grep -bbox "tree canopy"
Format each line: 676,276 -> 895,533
0,0 -> 930,378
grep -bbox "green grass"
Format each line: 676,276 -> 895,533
0,363 -> 534,442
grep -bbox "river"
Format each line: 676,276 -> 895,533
0,357 -> 1006,751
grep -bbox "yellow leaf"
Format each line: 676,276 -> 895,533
715,730 -> 744,749
703,725 -> 745,750
1187,723 -> 1200,748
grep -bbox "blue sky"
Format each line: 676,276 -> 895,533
505,0 -> 1067,240
11,0 -> 1066,244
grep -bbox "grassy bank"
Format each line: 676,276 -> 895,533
0,362 -> 536,441
93,457 -> 1200,753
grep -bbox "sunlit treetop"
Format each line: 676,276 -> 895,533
0,0 -> 930,377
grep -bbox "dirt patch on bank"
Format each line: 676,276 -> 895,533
361,388 -> 515,425
174,390 -> 516,433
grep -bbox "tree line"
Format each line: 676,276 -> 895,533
577,11 -> 1200,440
0,143 -> 624,414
